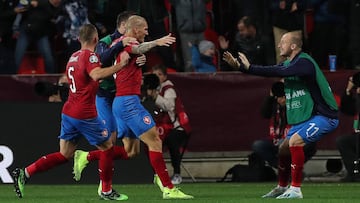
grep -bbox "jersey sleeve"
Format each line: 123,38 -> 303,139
86,52 -> 101,74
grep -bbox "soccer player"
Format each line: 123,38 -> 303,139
110,15 -> 192,199
73,11 -> 146,167
223,31 -> 339,199
11,24 -> 130,200
74,15 -> 193,200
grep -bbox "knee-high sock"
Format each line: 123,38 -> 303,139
88,145 -> 129,161
290,146 -> 305,187
26,152 -> 68,177
278,153 -> 291,187
99,147 -> 114,193
149,151 -> 173,189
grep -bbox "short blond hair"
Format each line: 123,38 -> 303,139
125,15 -> 146,31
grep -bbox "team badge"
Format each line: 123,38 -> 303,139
89,55 -> 99,63
143,116 -> 151,125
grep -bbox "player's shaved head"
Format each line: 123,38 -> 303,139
126,15 -> 146,31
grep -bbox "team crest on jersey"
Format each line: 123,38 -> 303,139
89,55 -> 99,63
143,116 -> 151,125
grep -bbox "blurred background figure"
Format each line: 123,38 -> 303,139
34,74 -> 69,102
57,0 -> 90,64
14,0 -> 62,74
347,0 -> 360,70
337,72 -> 360,182
170,0 -> 208,72
0,0 -> 24,74
308,0 -> 348,69
271,0 -> 306,64
191,40 -> 216,73
218,16 -> 273,71
142,64 -> 192,185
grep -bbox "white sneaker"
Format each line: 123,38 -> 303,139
262,186 -> 287,198
276,187 -> 303,199
171,174 -> 182,185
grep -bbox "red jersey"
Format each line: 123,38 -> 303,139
62,49 -> 101,119
112,36 -> 142,96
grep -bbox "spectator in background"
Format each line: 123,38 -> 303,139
308,0 -> 348,69
47,75 -> 68,102
347,0 -> 360,69
336,72 -> 360,182
57,0 -> 90,62
97,0 -> 127,34
150,64 -> 191,184
0,0 -> 25,74
14,0 -> 62,74
170,0 -> 208,72
218,16 -> 273,71
211,0 -> 260,38
127,0 -> 177,71
271,0 -> 306,64
191,40 -> 216,73
87,0 -> 109,38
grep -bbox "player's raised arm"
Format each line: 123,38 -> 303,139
132,34 -> 176,54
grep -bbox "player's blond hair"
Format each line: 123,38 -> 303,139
125,15 -> 146,32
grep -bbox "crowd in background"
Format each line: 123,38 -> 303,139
0,0 -> 359,74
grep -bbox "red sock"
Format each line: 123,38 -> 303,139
149,151 -> 173,189
289,146 -> 305,187
278,154 -> 291,187
99,147 -> 114,193
113,146 -> 129,160
26,152 -> 68,177
88,146 -> 129,161
87,150 -> 101,161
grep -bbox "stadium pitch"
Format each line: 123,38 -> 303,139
1,182 -> 360,202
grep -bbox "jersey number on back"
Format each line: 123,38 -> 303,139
67,67 -> 77,93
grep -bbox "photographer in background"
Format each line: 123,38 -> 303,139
336,72 -> 360,182
142,64 -> 191,185
34,74 -> 69,102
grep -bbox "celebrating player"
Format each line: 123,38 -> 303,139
12,24 -> 130,200
223,31 -> 339,199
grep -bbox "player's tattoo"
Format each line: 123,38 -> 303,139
132,41 -> 157,54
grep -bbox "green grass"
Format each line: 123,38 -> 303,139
1,182 -> 360,203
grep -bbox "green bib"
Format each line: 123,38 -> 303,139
98,35 -> 116,91
284,53 -> 338,124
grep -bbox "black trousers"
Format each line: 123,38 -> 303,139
163,129 -> 189,174
336,133 -> 360,177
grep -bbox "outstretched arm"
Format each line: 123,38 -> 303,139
131,34 -> 176,54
